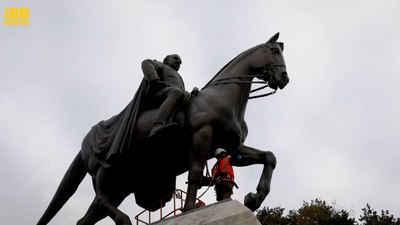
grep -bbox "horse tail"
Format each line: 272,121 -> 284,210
37,152 -> 87,225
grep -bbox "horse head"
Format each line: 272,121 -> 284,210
250,32 -> 289,90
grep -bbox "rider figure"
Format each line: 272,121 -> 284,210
141,54 -> 190,137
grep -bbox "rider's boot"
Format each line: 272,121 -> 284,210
149,120 -> 178,138
148,96 -> 179,138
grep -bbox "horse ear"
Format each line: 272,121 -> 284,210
267,32 -> 280,43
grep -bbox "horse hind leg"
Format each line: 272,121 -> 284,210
76,189 -> 129,225
77,197 -> 107,225
89,166 -> 132,225
233,144 -> 277,212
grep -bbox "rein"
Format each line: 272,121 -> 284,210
202,74 -> 277,100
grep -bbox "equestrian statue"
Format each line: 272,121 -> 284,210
37,33 -> 289,225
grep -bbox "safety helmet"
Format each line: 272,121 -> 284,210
214,148 -> 227,157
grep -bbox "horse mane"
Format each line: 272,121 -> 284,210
201,43 -> 265,90
201,56 -> 238,89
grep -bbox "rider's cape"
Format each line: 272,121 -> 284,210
84,78 -> 149,168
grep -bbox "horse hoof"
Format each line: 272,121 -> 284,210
182,204 -> 196,213
244,192 -> 259,212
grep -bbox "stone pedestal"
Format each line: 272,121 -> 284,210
152,199 -> 261,225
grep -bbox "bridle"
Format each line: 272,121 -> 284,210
202,63 -> 285,99
201,44 -> 286,99
249,63 -> 286,99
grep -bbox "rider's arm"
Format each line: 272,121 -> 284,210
141,59 -> 164,82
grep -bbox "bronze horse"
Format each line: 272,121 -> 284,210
37,33 -> 289,225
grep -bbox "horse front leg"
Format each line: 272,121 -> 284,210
183,125 -> 212,212
233,144 -> 277,212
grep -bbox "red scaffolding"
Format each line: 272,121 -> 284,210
134,189 -> 205,225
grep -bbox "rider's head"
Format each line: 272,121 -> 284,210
163,54 -> 182,71
214,148 -> 227,158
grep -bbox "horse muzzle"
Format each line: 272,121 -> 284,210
269,71 -> 289,90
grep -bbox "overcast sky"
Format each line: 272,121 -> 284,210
1,1 -> 400,224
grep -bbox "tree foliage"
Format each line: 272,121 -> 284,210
256,198 -> 399,225
359,203 -> 400,225
256,206 -> 289,225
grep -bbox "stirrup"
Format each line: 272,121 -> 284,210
148,121 -> 178,138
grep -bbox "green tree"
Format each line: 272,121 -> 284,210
359,203 -> 400,225
256,199 -> 400,225
287,198 -> 355,225
256,198 -> 355,225
256,206 -> 289,225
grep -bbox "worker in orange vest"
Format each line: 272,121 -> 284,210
206,148 -> 239,201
